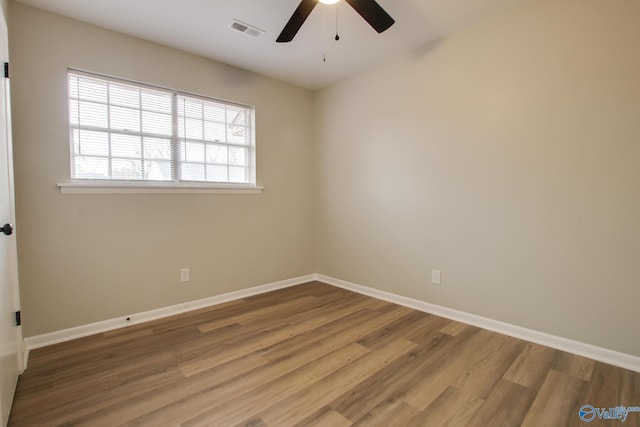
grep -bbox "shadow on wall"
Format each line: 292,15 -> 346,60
410,38 -> 444,61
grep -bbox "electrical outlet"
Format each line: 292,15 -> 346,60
180,268 -> 190,283
432,270 -> 441,285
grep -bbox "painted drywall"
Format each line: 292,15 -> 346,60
9,3 -> 314,337
315,0 -> 640,356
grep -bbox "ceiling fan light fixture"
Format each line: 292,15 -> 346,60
277,0 -> 394,43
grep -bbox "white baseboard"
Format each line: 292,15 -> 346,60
316,274 -> 640,373
22,272 -> 640,373
23,274 -> 315,363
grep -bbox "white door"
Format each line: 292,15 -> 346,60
0,6 -> 22,427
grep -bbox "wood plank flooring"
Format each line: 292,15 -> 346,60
9,282 -> 640,426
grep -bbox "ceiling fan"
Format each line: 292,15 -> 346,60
277,0 -> 395,43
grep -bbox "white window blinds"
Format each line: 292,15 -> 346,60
68,71 -> 256,185
177,96 -> 254,184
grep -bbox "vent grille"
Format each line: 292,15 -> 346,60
229,20 -> 265,38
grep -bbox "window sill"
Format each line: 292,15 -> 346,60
57,181 -> 264,194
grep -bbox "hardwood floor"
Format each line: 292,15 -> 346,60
9,282 -> 640,426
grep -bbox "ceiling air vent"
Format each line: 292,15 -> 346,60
229,19 -> 265,39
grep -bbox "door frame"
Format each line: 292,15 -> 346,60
0,3 -> 24,425
1,4 -> 24,372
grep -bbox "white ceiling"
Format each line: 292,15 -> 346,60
13,0 -> 521,90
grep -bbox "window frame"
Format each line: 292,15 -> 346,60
60,69 -> 261,194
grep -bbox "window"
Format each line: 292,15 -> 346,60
67,70 -> 256,187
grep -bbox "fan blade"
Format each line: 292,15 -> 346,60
344,0 -> 395,33
277,0 -> 318,42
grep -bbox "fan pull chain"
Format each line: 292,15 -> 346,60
323,6 -> 327,62
335,4 -> 340,41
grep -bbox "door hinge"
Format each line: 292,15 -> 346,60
4,62 -> 8,79
15,311 -> 21,326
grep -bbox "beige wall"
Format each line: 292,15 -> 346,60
315,0 -> 640,356
9,3 -> 315,337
